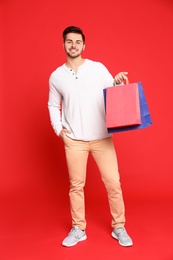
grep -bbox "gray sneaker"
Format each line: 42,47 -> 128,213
62,226 -> 87,247
112,227 -> 133,247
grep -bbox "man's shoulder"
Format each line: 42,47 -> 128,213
85,59 -> 106,68
51,64 -> 65,74
49,64 -> 66,79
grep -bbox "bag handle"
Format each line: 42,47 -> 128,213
124,77 -> 129,85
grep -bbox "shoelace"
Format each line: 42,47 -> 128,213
117,227 -> 128,237
69,227 -> 80,238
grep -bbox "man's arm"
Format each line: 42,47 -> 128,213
48,77 -> 63,136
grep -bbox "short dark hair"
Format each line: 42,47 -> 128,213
62,26 -> 85,43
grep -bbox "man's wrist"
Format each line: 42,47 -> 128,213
113,80 -> 120,86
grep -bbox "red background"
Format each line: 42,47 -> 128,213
1,0 -> 173,259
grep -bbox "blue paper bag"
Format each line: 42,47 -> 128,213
104,82 -> 152,133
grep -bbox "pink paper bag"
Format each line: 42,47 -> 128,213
106,83 -> 141,128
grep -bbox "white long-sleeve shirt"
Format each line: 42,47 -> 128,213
48,59 -> 114,141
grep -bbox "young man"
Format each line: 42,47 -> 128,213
48,26 -> 133,247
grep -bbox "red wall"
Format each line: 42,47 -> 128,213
0,0 -> 173,233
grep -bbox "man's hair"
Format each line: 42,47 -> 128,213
62,26 -> 85,43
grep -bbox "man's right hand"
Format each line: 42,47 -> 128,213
59,129 -> 71,140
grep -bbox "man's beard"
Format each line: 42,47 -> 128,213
66,52 -> 81,59
65,48 -> 83,59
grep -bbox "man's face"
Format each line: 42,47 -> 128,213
63,33 -> 85,58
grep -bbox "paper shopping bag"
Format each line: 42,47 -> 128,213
104,82 -> 152,133
106,83 -> 141,128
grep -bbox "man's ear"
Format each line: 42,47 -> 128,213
83,45 -> 85,51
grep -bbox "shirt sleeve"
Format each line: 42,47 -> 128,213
48,74 -> 63,136
97,62 -> 114,87
97,62 -> 125,87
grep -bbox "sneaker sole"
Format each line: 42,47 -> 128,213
111,232 -> 133,247
62,235 -> 87,247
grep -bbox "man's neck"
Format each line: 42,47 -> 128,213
66,57 -> 85,72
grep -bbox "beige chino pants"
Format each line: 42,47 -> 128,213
64,136 -> 125,230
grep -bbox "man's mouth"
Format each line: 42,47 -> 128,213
70,48 -> 77,53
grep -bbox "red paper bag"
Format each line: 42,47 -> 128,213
106,83 -> 141,128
